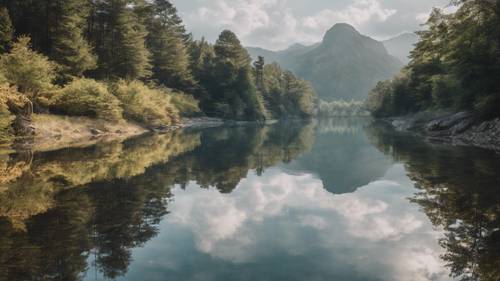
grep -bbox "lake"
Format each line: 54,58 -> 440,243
1,119 -> 499,281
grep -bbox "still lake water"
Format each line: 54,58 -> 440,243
1,119 -> 499,281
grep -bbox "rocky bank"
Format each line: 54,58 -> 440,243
386,111 -> 500,151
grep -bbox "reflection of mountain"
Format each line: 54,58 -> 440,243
366,122 -> 500,281
286,119 -> 393,194
0,122 -> 315,280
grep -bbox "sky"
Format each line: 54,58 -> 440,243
171,0 -> 451,50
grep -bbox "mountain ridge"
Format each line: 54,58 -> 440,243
246,23 -> 403,101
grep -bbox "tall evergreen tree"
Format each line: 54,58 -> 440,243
0,6 -> 13,53
207,30 -> 266,120
93,0 -> 151,80
145,0 -> 195,91
52,0 -> 96,79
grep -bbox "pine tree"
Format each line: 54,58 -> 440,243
94,0 -> 151,80
209,30 -> 266,120
0,7 -> 13,53
113,4 -> 151,80
52,0 -> 96,79
146,0 -> 195,91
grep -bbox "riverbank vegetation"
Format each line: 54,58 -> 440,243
317,100 -> 368,117
0,0 -> 316,147
366,0 -> 500,119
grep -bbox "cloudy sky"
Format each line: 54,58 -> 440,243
171,0 -> 451,50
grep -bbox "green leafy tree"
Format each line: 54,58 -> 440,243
51,0 -> 96,79
0,36 -> 56,97
0,7 -> 13,53
262,62 -> 317,118
367,1 -> 500,119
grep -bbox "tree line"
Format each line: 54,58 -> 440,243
0,0 -> 317,144
366,0 -> 500,119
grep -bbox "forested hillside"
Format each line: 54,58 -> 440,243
0,0 -> 316,146
367,0 -> 500,119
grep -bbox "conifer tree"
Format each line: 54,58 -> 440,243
94,0 -> 151,80
0,7 -> 13,53
52,0 -> 96,79
146,0 -> 195,91
208,30 -> 266,120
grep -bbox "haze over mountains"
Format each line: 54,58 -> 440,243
382,33 -> 419,63
247,23 -> 415,101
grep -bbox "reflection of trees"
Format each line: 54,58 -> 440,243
0,132 -> 200,230
159,121 -> 315,193
366,122 -> 500,281
0,122 -> 315,280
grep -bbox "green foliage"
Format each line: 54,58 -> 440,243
51,0 -> 96,79
0,1 -> 316,123
51,78 -> 122,121
0,84 -> 29,144
0,36 -> 56,95
0,7 -> 13,53
170,92 -> 201,117
110,80 -> 179,126
144,0 -> 196,92
93,0 -> 151,80
196,30 -> 266,120
262,62 -> 317,119
368,2 -> 500,119
318,100 -> 368,117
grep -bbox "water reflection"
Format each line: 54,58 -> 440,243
366,122 -> 500,281
0,120 -> 499,281
287,118 -> 394,194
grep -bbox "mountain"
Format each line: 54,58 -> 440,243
382,33 -> 418,63
246,23 -> 403,101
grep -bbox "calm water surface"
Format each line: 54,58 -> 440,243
1,119 -> 499,281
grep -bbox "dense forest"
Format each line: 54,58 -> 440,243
367,0 -> 500,119
0,0 -> 316,145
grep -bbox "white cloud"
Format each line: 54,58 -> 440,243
159,165 -> 451,280
302,0 -> 396,31
180,0 -> 398,50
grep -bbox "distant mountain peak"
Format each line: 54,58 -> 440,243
323,23 -> 359,40
285,43 -> 307,52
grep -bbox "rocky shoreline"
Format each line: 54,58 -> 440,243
384,111 -> 500,151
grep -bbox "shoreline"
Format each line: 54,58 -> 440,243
382,111 -> 500,151
2,114 -> 227,154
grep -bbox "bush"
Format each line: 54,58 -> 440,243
0,84 -> 30,144
110,80 -> 179,126
51,78 -> 122,121
170,91 -> 201,117
0,36 -> 56,95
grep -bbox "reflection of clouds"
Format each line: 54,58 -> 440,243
166,164 -> 451,280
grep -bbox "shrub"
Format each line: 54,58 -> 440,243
170,91 -> 201,117
0,36 -> 56,96
51,78 -> 122,121
110,80 -> 179,127
0,84 -> 30,144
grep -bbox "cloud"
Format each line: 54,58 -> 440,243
302,0 -> 396,31
158,165 -> 451,280
179,0 -> 398,50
